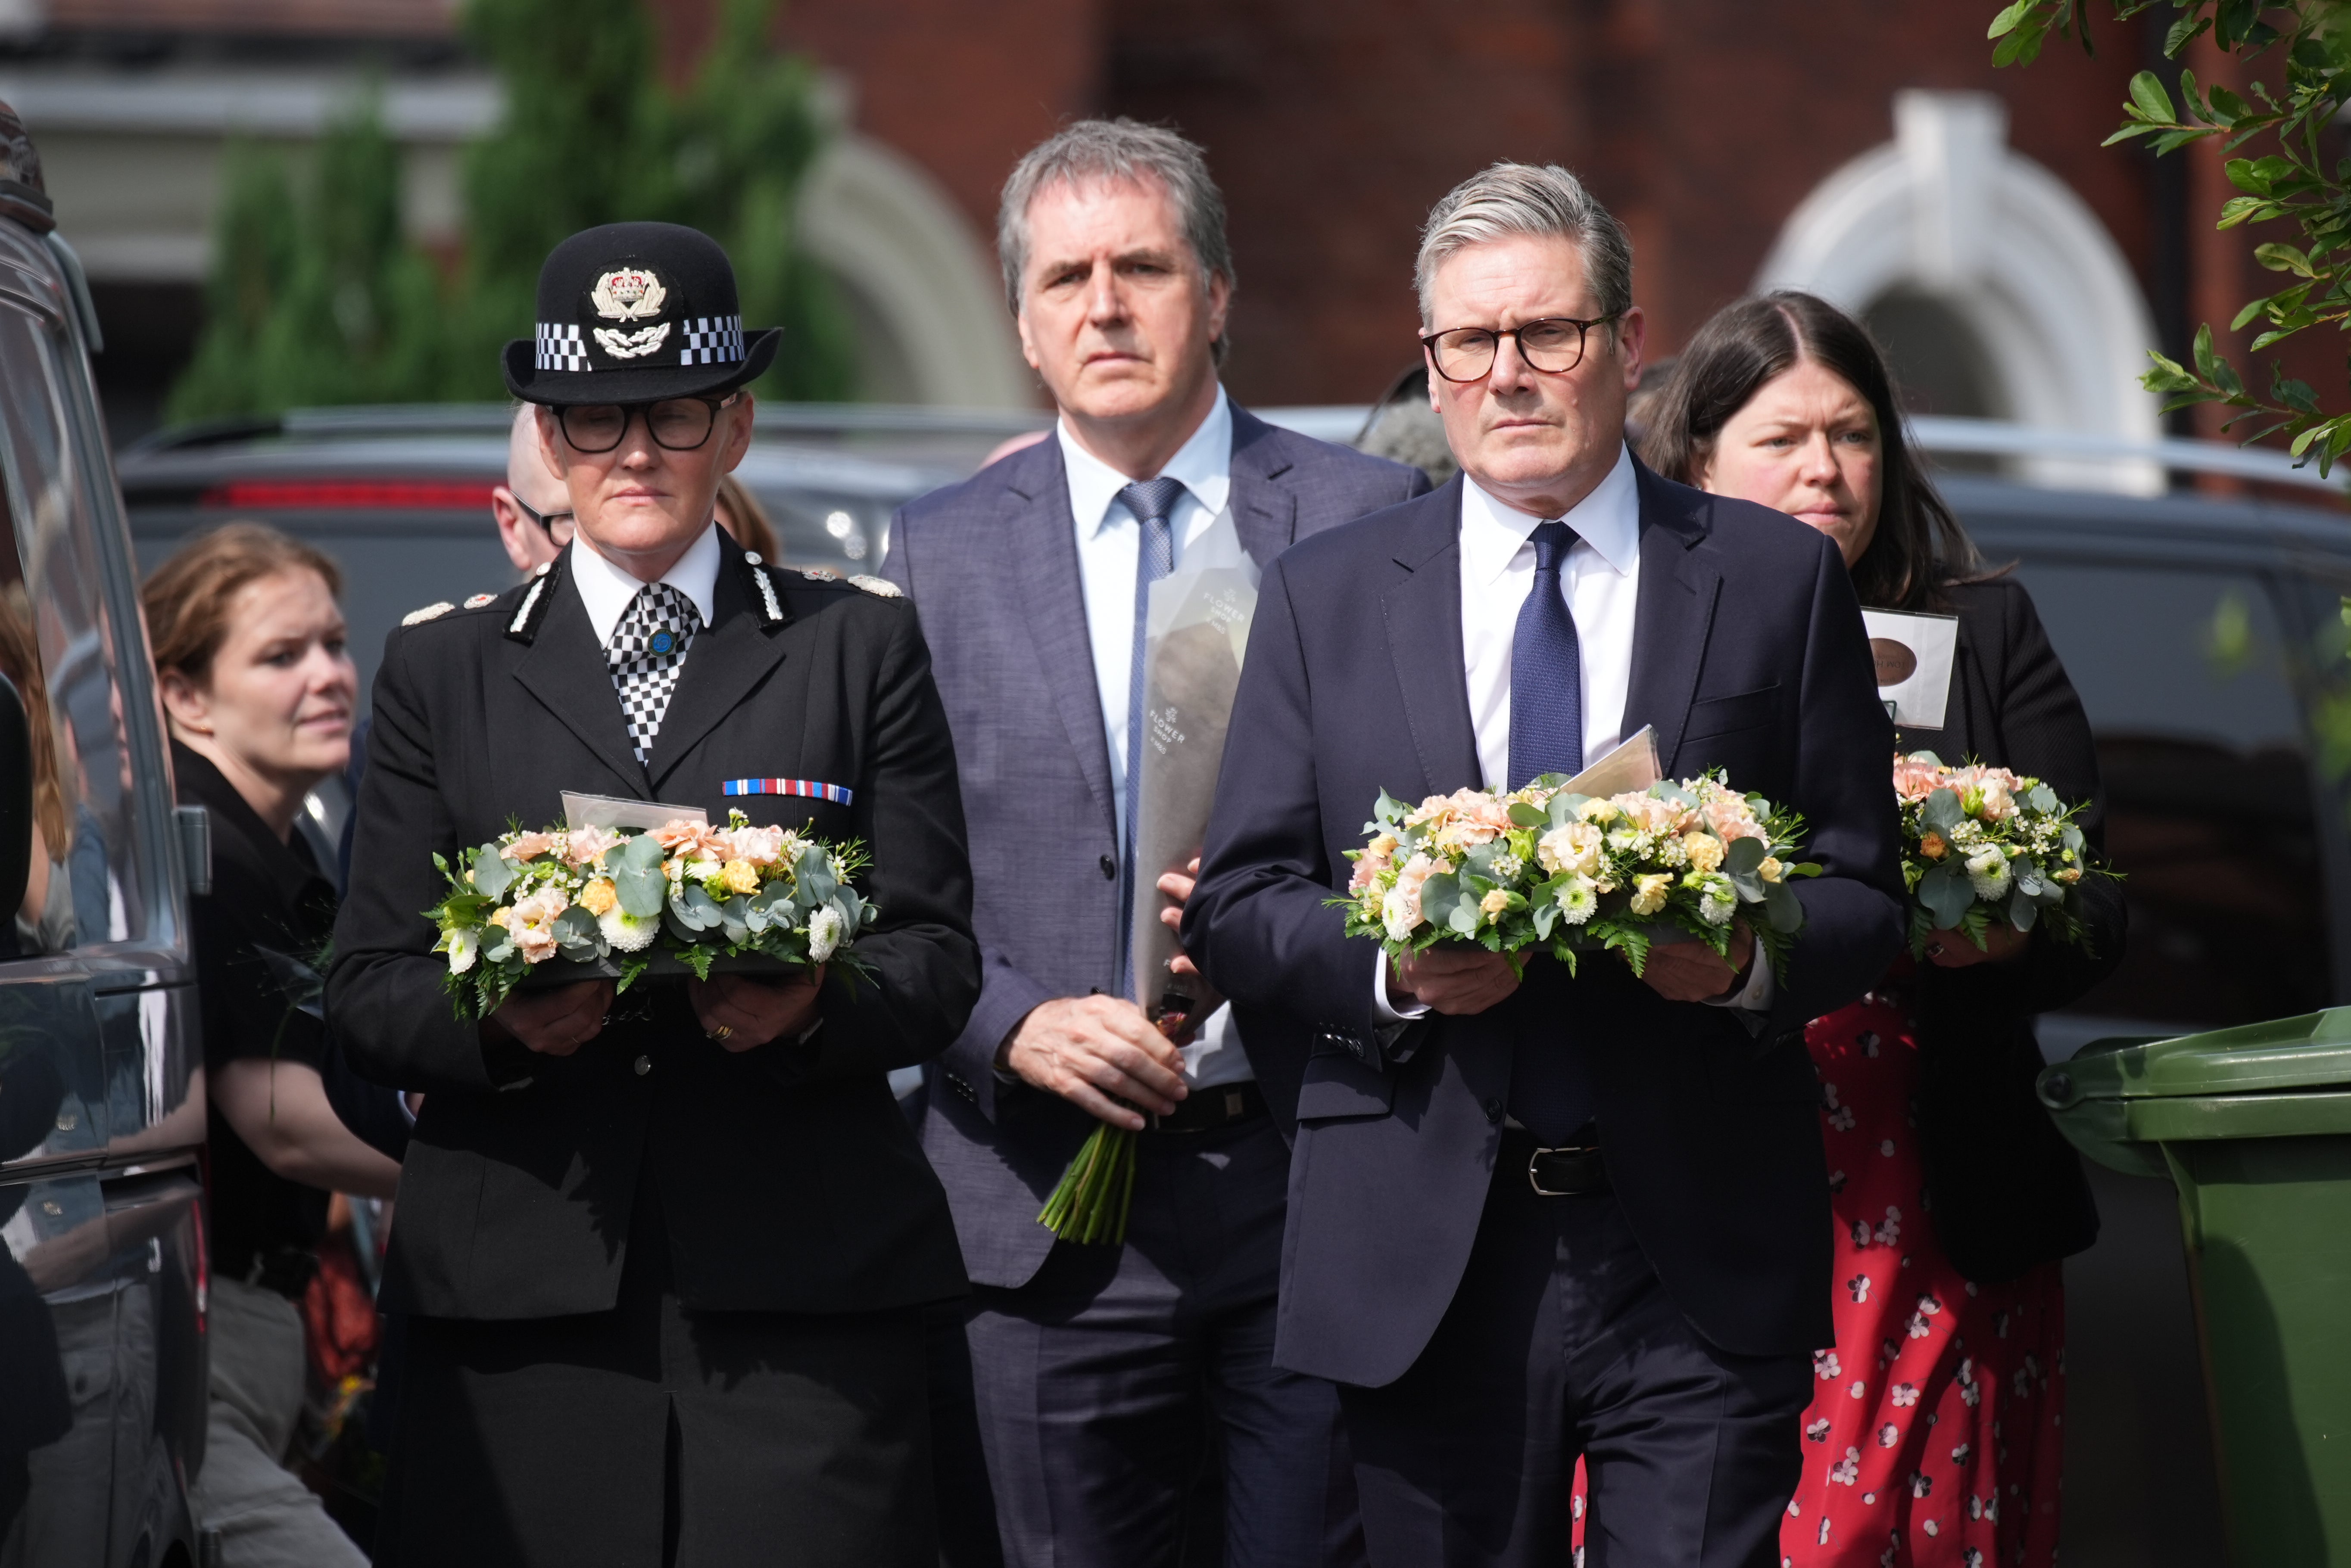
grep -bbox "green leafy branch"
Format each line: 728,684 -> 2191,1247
1992,1 -> 2351,471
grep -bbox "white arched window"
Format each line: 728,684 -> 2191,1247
1754,90 -> 2162,493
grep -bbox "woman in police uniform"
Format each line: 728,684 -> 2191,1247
327,222 -> 978,1567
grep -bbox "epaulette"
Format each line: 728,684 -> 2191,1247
505,557 -> 561,645
738,552 -> 794,629
799,566 -> 842,583
402,601 -> 455,626
849,574 -> 903,600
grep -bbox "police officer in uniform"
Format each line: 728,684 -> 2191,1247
328,222 -> 979,1567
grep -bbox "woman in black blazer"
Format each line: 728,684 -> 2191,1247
1624,292 -> 2124,1568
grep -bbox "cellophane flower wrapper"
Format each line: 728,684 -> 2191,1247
1332,773 -> 1819,982
1893,751 -> 2114,957
423,809 -> 874,1021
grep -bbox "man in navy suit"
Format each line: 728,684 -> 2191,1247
1185,164 -> 1904,1567
885,121 -> 1426,1565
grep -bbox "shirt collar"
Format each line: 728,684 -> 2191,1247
569,521 -> 723,647
1057,384 -> 1233,534
1459,442 -> 1642,587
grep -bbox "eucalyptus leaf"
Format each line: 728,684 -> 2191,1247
1906,750 -> 1945,768
2008,885 -> 2042,932
1418,871 -> 1459,930
1921,788 -> 1964,837
1508,801 -> 1548,828
1918,862 -> 1976,929
675,883 -> 725,932
1764,879 -> 1804,934
472,847 -> 516,902
1724,836 -> 1766,875
718,896 -> 751,946
2027,782 -> 2059,814
1533,901 -> 1558,940
1448,899 -> 1481,936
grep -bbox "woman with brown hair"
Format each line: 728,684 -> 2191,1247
146,521 -> 399,1566
1621,292 -> 2125,1567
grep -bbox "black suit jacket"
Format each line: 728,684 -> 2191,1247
327,531 -> 978,1320
1895,577 -> 2120,1282
1185,465 -> 1905,1385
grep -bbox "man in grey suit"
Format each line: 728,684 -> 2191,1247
884,120 -> 1428,1566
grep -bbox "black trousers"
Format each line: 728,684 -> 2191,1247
966,1113 -> 1363,1568
375,1193 -> 936,1568
1338,1161 -> 1812,1568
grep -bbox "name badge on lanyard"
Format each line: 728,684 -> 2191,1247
1860,609 -> 1959,730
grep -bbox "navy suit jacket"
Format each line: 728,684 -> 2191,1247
1183,464 -> 1905,1387
883,404 -> 1429,1289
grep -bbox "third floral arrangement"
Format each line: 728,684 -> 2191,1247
1893,752 -> 2110,955
425,809 -> 871,1020
1335,774 -> 1820,980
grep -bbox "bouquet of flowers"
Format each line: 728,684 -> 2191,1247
1893,752 -> 2109,955
424,809 -> 872,1020
1334,773 -> 1820,980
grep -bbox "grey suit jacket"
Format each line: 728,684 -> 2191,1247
882,403 -> 1429,1288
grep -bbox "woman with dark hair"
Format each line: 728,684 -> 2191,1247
1633,292 -> 2123,1567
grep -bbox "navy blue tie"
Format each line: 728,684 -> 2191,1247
1118,476 -> 1184,996
1508,520 -> 1584,789
1504,517 -> 1594,1143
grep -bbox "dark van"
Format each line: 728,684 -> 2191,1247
0,104 -> 209,1568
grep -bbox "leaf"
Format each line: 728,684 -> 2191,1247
2254,241 -> 2317,277
1986,0 -> 2036,40
472,846 -> 515,902
2165,11 -> 2211,56
1763,879 -> 1805,934
552,903 -> 603,958
1723,836 -> 1766,875
1417,871 -> 1459,931
613,841 -> 667,917
2129,69 -> 2179,125
1920,787 -> 1965,838
1918,862 -> 1977,930
2008,884 -> 2042,932
1507,801 -> 1547,828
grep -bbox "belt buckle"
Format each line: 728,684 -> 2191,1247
1527,1144 -> 1597,1198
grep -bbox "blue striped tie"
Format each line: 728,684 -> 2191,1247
1506,517 -> 1594,1143
1118,477 -> 1184,996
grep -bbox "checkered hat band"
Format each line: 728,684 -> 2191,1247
536,323 -> 590,372
680,315 -> 745,367
606,583 -> 701,765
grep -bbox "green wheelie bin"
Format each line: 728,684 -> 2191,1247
2039,1008 -> 2351,1565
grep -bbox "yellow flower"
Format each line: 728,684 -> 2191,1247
1682,831 -> 1725,873
2056,866 -> 2081,884
1577,798 -> 1618,824
1479,888 -> 1511,920
1758,856 -> 1783,884
1367,833 -> 1399,860
722,859 -> 762,895
1918,831 -> 1947,860
580,879 -> 618,916
489,905 -> 512,927
1627,873 -> 1672,916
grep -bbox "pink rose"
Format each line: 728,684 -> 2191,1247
564,825 -> 622,866
504,831 -> 560,862
721,823 -> 787,866
1392,853 -> 1440,925
655,819 -> 726,858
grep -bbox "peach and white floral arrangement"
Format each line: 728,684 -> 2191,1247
425,809 -> 872,1018
1336,774 -> 1818,982
1893,753 -> 2109,956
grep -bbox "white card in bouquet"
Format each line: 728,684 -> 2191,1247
561,792 -> 706,832
1559,725 -> 1661,799
1860,609 -> 1959,729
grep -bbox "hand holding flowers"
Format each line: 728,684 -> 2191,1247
426,808 -> 872,1022
1893,752 -> 2115,958
1336,773 -> 1819,983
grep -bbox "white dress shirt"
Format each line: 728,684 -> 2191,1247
1057,386 -> 1252,1088
1376,444 -> 1773,1018
570,521 -> 722,646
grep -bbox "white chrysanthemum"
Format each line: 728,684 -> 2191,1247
443,927 -> 478,974
1700,892 -> 1735,927
1965,849 -> 2011,900
808,904 -> 845,964
1381,886 -> 1417,943
599,904 -> 660,952
1554,875 -> 1598,925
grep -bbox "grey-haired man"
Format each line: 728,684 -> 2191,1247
884,120 -> 1427,1565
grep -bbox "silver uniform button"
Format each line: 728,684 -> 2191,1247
634,1055 -> 651,1076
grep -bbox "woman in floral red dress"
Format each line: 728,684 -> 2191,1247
1569,292 -> 2124,1567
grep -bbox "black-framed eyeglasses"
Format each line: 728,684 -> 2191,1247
554,393 -> 741,455
1419,314 -> 1622,383
512,494 -> 575,544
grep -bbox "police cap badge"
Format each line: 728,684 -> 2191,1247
502,221 -> 780,406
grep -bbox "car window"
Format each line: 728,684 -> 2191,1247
0,296 -> 149,955
2014,561 -> 2327,1027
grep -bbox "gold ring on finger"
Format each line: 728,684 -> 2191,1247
709,1024 -> 734,1042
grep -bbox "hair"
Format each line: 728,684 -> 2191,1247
1636,291 -> 1982,611
143,521 -> 344,686
0,584 -> 68,856
997,118 -> 1235,357
714,473 -> 781,564
1415,162 -> 1634,330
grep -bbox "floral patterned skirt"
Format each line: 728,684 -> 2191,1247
1570,984 -> 2066,1567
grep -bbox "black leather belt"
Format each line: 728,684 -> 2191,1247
1148,1080 -> 1268,1135
1501,1125 -> 1611,1197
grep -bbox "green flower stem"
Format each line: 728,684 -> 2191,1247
1038,1121 -> 1139,1245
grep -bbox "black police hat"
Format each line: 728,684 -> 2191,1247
502,221 -> 781,406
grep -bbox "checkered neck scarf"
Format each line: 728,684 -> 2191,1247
607,582 -> 700,765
